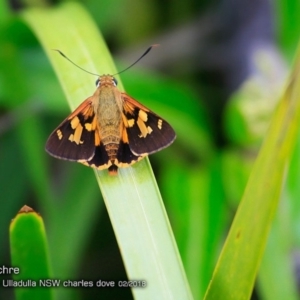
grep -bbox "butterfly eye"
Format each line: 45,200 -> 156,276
95,79 -> 100,87
112,78 -> 118,86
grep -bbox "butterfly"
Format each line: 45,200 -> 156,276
46,51 -> 176,175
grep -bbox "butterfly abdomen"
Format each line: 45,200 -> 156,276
100,126 -> 121,161
96,85 -> 122,164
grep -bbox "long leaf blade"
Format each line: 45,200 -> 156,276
204,46 -> 300,299
21,3 -> 192,299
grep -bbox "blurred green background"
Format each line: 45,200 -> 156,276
1,0 -> 300,299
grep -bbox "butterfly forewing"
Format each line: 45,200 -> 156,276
45,98 -> 97,161
121,93 -> 176,156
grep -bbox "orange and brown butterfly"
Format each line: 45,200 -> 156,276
45,46 -> 176,175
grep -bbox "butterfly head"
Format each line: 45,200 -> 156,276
95,75 -> 118,88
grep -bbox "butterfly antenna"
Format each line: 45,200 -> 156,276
113,44 -> 158,76
53,49 -> 100,76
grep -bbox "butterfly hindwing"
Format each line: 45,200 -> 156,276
45,98 -> 97,161
79,139 -> 111,170
115,140 -> 143,167
121,93 -> 176,156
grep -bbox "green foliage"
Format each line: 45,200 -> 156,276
205,51 -> 300,300
10,207 -> 52,300
1,1 -> 300,300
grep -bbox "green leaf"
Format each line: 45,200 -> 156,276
10,205 -> 52,300
204,45 -> 300,299
21,3 -> 192,299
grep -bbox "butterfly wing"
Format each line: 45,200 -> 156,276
45,97 -> 98,161
121,93 -> 176,156
46,92 -> 176,174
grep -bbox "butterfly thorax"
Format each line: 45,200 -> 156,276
94,76 -> 122,162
